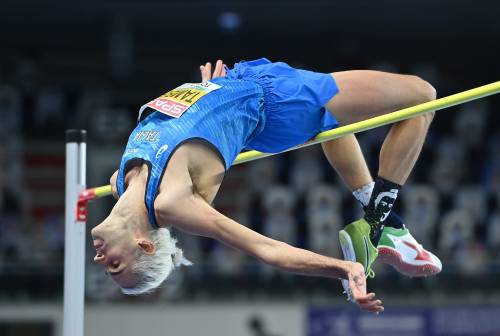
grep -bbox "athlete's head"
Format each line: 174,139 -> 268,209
90,182 -> 191,295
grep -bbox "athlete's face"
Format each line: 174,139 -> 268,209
91,222 -> 140,288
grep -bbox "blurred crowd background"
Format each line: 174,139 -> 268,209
0,0 -> 499,308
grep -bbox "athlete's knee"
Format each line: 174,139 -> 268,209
408,75 -> 437,104
407,75 -> 436,127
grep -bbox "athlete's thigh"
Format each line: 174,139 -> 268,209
325,70 -> 427,125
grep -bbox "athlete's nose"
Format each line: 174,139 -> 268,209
94,254 -> 106,264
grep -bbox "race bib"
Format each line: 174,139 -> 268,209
139,81 -> 221,120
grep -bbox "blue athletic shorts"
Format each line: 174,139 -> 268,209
226,58 -> 339,153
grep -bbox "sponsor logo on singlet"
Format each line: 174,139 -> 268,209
134,130 -> 160,142
155,144 -> 169,158
139,81 -> 222,119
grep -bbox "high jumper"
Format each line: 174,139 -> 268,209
90,57 -> 445,314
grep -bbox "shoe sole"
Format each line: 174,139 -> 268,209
378,247 -> 442,277
339,229 -> 356,302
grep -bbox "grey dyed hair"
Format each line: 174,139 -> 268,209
121,228 -> 192,295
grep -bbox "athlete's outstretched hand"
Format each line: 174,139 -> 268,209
200,60 -> 226,82
347,262 -> 384,314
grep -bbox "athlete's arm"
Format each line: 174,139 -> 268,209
156,193 -> 383,313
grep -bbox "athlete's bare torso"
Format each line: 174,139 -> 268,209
120,140 -> 225,212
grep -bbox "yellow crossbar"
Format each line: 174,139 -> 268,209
87,81 -> 500,199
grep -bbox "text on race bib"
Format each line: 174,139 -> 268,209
140,81 -> 221,119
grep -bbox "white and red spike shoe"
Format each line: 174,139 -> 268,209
377,226 -> 442,277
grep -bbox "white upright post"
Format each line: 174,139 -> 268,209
63,129 -> 87,336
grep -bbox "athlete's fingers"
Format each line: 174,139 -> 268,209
355,297 -> 383,313
205,62 -> 212,79
366,303 -> 384,313
200,65 -> 210,82
359,299 -> 382,309
221,63 -> 227,77
357,297 -> 383,313
355,292 -> 383,314
213,60 -> 224,78
360,304 -> 384,314
354,292 -> 376,303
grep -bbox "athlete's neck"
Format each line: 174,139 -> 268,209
120,163 -> 149,219
111,167 -> 151,235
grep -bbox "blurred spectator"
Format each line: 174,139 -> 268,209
455,242 -> 488,277
307,213 -> 342,258
247,158 -> 278,195
260,185 -> 297,276
482,133 -> 500,193
486,212 -> 500,258
73,88 -> 112,129
306,184 -> 343,219
455,185 -> 488,223
435,137 -> 467,163
0,85 -> 24,197
40,214 -> 65,262
91,107 -> 133,142
29,223 -> 54,264
438,209 -> 475,257
211,245 -> 248,276
0,214 -> 31,264
34,86 -> 66,129
261,185 -> 297,245
0,85 -> 22,130
430,158 -> 463,195
403,184 -> 439,247
305,184 -> 344,257
454,101 -> 488,148
289,147 -> 324,194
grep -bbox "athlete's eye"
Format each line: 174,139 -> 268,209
110,260 -> 120,269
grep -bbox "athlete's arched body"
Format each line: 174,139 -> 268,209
91,58 -> 440,313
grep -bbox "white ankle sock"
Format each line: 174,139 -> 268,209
352,182 -> 375,207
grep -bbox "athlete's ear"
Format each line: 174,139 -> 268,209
136,239 -> 156,254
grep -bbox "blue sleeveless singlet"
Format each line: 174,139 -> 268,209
117,58 -> 339,227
